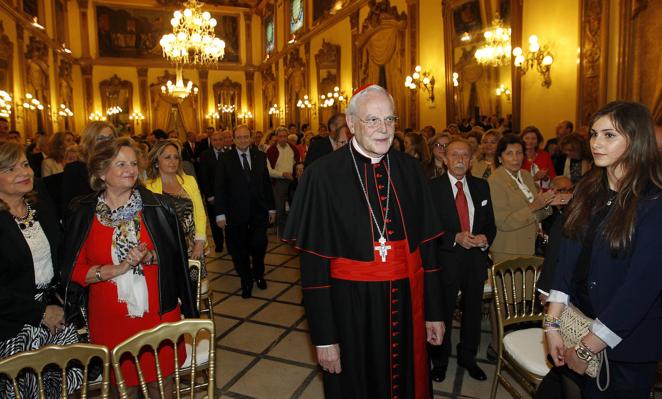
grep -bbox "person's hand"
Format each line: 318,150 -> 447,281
539,292 -> 549,305
563,346 -> 588,375
550,193 -> 573,206
142,249 -> 158,265
426,321 -> 444,345
455,231 -> 475,249
191,241 -> 205,260
545,330 -> 566,367
530,190 -> 555,211
533,169 -> 549,181
42,305 -> 65,335
283,172 -> 294,180
119,243 -> 148,274
471,234 -> 488,248
317,344 -> 342,374
268,213 -> 276,224
217,219 -> 227,229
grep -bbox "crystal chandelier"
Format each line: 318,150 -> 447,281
161,67 -> 199,100
0,90 -> 12,118
159,0 -> 225,66
474,19 -> 511,67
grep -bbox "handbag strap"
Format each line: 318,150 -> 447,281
596,350 -> 610,391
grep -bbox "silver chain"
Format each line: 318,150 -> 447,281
349,143 -> 391,241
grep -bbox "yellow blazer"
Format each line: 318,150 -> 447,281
487,167 -> 552,263
145,174 -> 207,242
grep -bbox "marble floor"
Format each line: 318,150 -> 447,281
204,232 -> 662,399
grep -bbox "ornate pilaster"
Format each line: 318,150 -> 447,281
243,11 -> 253,66
77,0 -> 91,59
199,68 -> 209,131
137,67 -> 148,134
81,63 -> 93,123
406,0 -> 418,129
245,69 -> 254,129
349,10 -> 360,90
577,0 -> 609,128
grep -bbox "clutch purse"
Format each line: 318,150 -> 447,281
559,304 -> 609,390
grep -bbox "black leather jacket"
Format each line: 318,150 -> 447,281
61,186 -> 198,319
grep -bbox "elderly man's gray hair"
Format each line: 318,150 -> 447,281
345,85 -> 395,117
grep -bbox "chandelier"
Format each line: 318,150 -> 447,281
0,90 -> 12,118
219,103 -> 236,113
296,95 -> 314,109
474,19 -> 511,67
320,86 -> 347,108
159,0 -> 225,65
161,68 -> 199,101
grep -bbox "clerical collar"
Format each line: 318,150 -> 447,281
351,138 -> 384,164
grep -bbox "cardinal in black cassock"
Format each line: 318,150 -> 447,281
283,85 -> 445,399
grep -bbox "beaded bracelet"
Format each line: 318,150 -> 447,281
543,314 -> 561,324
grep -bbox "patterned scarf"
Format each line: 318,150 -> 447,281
96,189 -> 149,317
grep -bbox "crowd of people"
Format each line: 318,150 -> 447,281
0,84 -> 661,399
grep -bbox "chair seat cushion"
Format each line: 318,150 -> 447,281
183,337 -> 210,368
502,327 -> 551,377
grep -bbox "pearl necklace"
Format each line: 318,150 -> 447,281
13,200 -> 36,230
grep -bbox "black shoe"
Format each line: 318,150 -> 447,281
255,278 -> 267,290
430,366 -> 447,383
459,363 -> 487,381
241,282 -> 253,298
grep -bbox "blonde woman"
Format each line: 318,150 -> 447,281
472,129 -> 500,179
62,122 -> 117,212
42,131 -> 75,177
144,139 -> 208,285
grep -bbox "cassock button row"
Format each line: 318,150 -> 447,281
378,184 -> 384,189
388,230 -> 394,235
393,332 -> 400,336
392,321 -> 399,327
380,196 -> 387,201
386,218 -> 391,223
391,288 -> 397,293
392,299 -> 398,304
376,173 -> 382,178
392,310 -> 398,315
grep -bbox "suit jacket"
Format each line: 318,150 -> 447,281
429,173 -> 496,278
198,147 -> 221,199
195,138 -> 210,159
0,183 -> 62,340
552,191 -> 662,362
487,167 -> 552,261
182,141 -> 197,162
214,148 -> 275,226
304,136 -> 334,167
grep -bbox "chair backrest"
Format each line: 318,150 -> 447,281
189,259 -> 203,312
491,256 -> 545,333
111,319 -> 215,399
0,343 -> 110,399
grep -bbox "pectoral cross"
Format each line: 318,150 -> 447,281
375,236 -> 392,263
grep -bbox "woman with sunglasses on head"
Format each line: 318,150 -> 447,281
540,101 -> 662,399
425,131 -> 451,179
472,129 -> 500,179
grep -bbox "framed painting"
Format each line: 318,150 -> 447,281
290,0 -> 304,34
452,0 -> 483,36
96,5 -> 240,63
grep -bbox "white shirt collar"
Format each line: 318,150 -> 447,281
447,173 -> 467,187
351,138 -> 384,164
236,146 -> 250,156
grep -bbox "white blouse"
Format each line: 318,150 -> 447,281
17,220 -> 54,287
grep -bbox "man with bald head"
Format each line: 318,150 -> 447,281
547,119 -> 574,175
428,137 -> 496,383
284,84 -> 444,398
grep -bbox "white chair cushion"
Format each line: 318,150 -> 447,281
502,327 -> 551,377
183,336 -> 210,368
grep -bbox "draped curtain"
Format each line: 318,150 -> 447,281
363,28 -> 405,119
149,86 -> 199,133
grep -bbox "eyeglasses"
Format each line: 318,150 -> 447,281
432,143 -> 448,149
357,115 -> 399,129
95,134 -> 113,142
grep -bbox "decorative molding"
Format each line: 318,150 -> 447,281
407,0 -> 418,128
137,67 -> 149,133
245,70 -> 255,123
99,74 -> 133,117
315,40 -> 339,70
284,48 -> 307,124
576,0 -> 609,128
81,63 -> 94,119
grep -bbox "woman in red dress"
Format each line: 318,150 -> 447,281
63,137 -> 197,398
521,125 -> 556,189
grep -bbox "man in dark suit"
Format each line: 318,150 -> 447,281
198,130 -> 227,252
215,125 -> 276,298
428,137 -> 496,382
195,126 -> 215,158
182,131 -> 198,162
304,113 -> 349,167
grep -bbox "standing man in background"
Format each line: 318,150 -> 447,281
267,126 -> 299,236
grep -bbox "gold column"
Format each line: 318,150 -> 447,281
137,67 -> 148,134
199,68 -> 208,132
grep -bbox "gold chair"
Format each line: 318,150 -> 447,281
189,259 -> 214,319
490,256 -> 551,399
0,343 -> 110,399
111,319 -> 215,399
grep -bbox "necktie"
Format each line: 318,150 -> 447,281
455,181 -> 470,232
241,153 -> 251,181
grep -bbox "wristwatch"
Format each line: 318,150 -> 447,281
574,344 -> 594,362
95,267 -> 103,282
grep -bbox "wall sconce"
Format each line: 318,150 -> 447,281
0,90 -> 12,118
57,104 -> 74,118
496,84 -> 511,100
320,86 -> 347,108
512,35 -> 554,88
22,93 -> 44,111
89,112 -> 106,121
297,95 -> 316,118
452,72 -> 460,88
107,106 -> 122,116
206,111 -> 219,120
268,103 -> 283,118
219,103 -> 235,113
237,110 -> 253,124
405,65 -> 435,102
129,111 -> 145,121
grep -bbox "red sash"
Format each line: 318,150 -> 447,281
330,240 -> 429,399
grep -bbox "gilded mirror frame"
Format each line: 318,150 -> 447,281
442,0 -> 522,131
315,40 -> 341,128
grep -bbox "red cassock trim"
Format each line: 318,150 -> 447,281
330,239 -> 429,399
